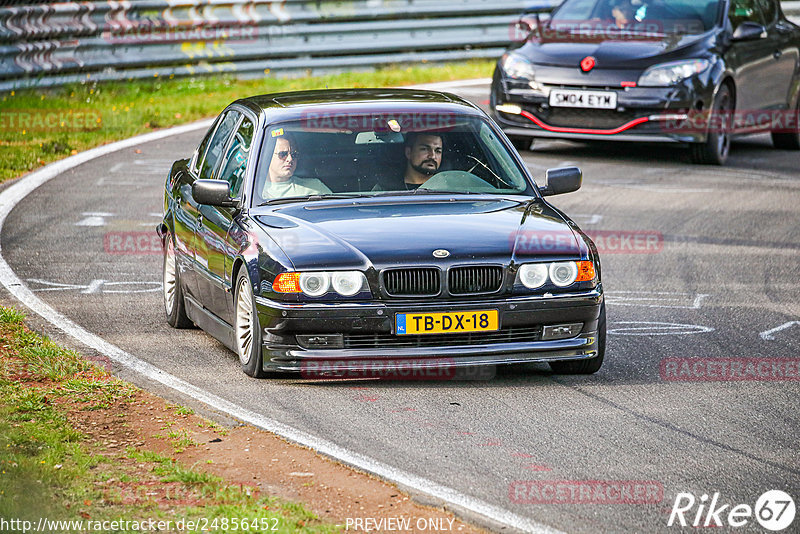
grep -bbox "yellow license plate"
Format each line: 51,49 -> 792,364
396,310 -> 499,335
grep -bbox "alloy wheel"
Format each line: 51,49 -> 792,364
163,240 -> 177,317
235,275 -> 254,366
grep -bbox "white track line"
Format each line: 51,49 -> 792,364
0,95 -> 561,533
760,321 -> 800,341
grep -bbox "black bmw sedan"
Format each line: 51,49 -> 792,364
159,89 -> 604,378
491,0 -> 800,164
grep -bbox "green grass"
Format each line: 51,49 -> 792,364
165,428 -> 199,453
0,306 -> 341,532
0,61 -> 493,182
169,403 -> 195,416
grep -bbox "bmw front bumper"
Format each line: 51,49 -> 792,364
254,288 -> 604,373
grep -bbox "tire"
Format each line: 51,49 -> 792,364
509,135 -> 534,152
690,84 -> 732,165
549,302 -> 606,375
771,98 -> 800,150
234,266 -> 267,378
163,236 -> 193,329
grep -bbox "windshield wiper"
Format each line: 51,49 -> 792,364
258,193 -> 370,206
414,188 -> 483,195
370,189 -> 483,197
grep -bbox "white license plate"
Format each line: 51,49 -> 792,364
549,89 -> 617,109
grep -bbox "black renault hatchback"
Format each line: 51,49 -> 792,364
491,0 -> 800,164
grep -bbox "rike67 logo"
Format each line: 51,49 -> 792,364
668,490 -> 795,531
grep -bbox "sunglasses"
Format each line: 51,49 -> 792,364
275,150 -> 298,161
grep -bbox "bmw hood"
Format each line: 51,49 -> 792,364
256,198 -> 585,270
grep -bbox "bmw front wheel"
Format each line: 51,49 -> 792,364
549,302 -> 606,375
163,236 -> 192,329
234,266 -> 267,378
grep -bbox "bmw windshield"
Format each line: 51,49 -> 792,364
252,113 -> 534,206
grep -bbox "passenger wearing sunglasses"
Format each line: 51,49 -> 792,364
262,134 -> 331,198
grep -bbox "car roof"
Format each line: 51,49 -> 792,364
232,88 -> 485,123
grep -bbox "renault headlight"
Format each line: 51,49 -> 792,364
501,53 -> 537,81
638,59 -> 710,87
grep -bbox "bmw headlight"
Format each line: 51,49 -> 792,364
637,59 -> 710,87
273,271 -> 368,297
299,272 -> 330,297
515,261 -> 595,290
331,272 -> 365,297
519,264 -> 548,289
501,53 -> 537,81
549,262 -> 579,287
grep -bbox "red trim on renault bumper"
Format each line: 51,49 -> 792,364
520,110 -> 651,135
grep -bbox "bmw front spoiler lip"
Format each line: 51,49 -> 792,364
265,333 -> 600,371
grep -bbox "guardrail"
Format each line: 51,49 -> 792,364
0,0 -> 559,91
784,0 -> 800,23
4,1 -> 797,92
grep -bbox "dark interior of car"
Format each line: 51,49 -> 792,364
288,130 -> 499,193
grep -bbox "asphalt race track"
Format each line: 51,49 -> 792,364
2,81 -> 799,533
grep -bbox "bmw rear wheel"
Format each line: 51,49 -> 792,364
549,302 -> 606,375
163,236 -> 192,328
234,266 -> 266,378
690,84 -> 732,165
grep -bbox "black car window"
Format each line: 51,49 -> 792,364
552,0 -> 596,19
251,115 -> 533,205
551,0 -> 720,34
217,115 -> 254,199
728,0 -> 765,28
191,116 -> 220,175
198,110 -> 241,181
755,0 -> 777,25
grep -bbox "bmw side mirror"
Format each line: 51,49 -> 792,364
540,167 -> 582,196
732,22 -> 767,41
192,179 -> 238,208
